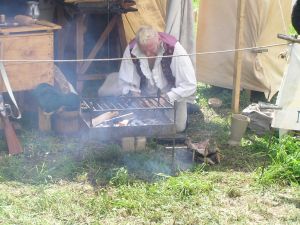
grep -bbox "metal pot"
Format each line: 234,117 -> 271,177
27,1 -> 40,20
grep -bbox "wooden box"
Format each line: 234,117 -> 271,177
0,24 -> 60,92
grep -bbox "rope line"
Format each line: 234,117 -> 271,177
0,42 -> 288,63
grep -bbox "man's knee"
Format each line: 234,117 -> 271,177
175,102 -> 187,132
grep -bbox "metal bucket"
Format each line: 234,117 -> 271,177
228,114 -> 250,146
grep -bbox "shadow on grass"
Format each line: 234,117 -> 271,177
0,110 -> 272,187
0,130 -> 177,186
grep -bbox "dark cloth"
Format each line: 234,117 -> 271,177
292,0 -> 300,34
0,0 -> 27,17
187,103 -> 201,115
129,32 -> 177,93
32,83 -> 80,113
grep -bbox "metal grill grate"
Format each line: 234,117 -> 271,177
79,96 -> 176,140
81,96 -> 173,112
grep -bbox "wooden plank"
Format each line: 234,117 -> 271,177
0,32 -> 54,92
0,24 -> 61,35
0,63 -> 53,92
76,14 -> 86,93
79,15 -> 117,75
38,108 -> 52,132
57,6 -> 67,64
1,33 -> 53,63
117,15 -> 127,53
77,73 -> 108,81
76,15 -> 86,73
232,0 -> 246,113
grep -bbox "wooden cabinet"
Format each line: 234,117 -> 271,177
0,23 -> 61,131
0,24 -> 60,92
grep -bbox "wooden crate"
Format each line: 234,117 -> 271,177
0,25 -> 59,92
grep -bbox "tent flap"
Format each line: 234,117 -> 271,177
196,0 -> 291,99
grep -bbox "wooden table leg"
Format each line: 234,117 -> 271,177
38,108 -> 51,131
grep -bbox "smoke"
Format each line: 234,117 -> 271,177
122,151 -> 172,179
121,147 -> 194,181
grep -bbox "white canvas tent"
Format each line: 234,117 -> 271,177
104,0 -> 292,103
196,0 -> 291,99
271,0 -> 300,132
122,0 -> 292,100
165,0 -> 196,65
272,43 -> 300,131
121,0 -> 166,42
121,0 -> 195,57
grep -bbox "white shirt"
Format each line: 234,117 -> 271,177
118,41 -> 197,103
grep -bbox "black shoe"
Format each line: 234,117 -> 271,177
187,103 -> 201,115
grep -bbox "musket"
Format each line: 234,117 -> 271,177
0,94 -> 22,155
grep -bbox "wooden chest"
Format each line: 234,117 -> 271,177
0,24 -> 60,92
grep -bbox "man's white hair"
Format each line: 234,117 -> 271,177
136,26 -> 159,46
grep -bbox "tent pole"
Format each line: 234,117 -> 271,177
232,0 -> 246,113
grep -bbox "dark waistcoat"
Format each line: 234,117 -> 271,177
129,33 -> 177,92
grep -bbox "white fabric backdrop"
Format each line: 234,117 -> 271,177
165,0 -> 196,66
272,44 -> 300,131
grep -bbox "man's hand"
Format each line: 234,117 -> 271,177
159,93 -> 173,105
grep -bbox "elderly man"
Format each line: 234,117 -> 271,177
118,26 -> 197,132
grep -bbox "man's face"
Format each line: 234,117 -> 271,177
139,37 -> 160,57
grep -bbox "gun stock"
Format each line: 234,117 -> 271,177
0,93 -> 22,155
0,113 -> 23,155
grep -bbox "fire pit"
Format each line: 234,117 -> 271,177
80,96 -> 176,140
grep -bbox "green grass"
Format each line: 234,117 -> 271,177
193,0 -> 201,10
257,135 -> 300,186
0,170 -> 299,224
